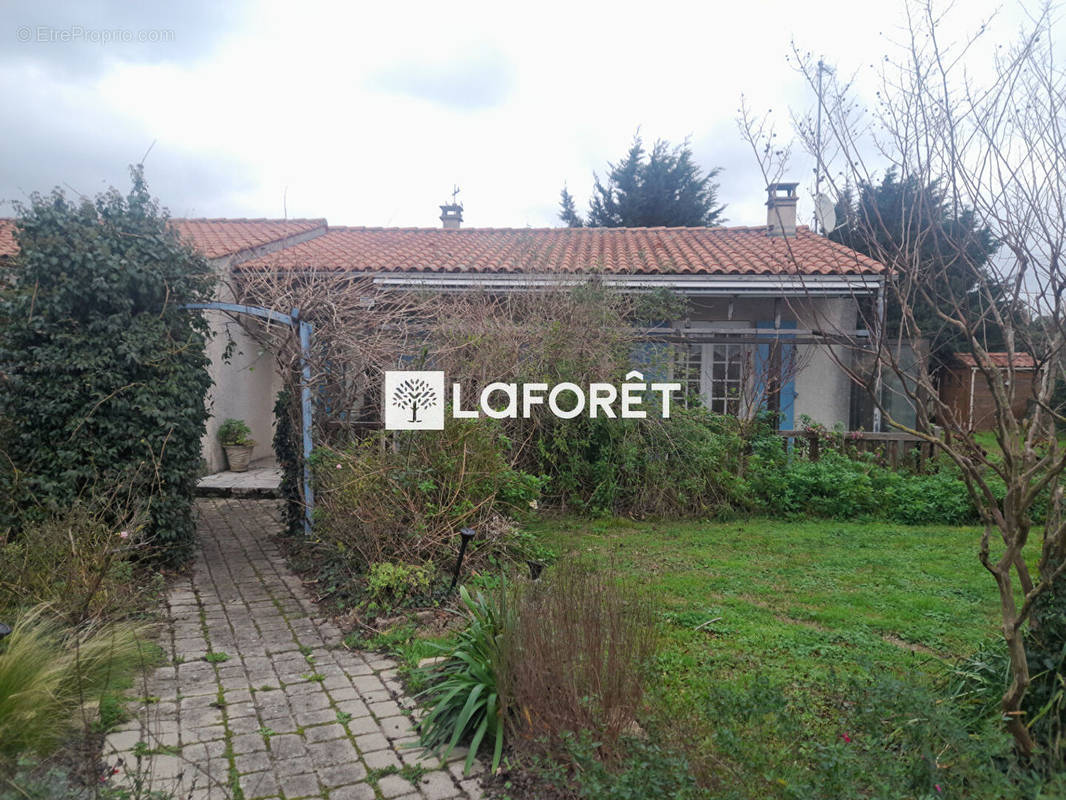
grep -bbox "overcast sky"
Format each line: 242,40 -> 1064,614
0,0 -> 1048,229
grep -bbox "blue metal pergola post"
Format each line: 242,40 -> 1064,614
183,302 -> 314,534
295,311 -> 315,534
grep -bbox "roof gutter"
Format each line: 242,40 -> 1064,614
358,272 -> 883,296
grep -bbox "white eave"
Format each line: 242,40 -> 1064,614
361,271 -> 883,296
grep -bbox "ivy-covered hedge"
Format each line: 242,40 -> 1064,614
273,389 -> 304,537
0,168 -> 214,561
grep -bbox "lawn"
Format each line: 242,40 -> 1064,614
523,515 -> 1017,798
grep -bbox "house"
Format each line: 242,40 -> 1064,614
0,184 -> 887,472
940,352 -> 1037,431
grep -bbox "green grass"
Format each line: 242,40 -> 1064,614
525,515 -> 1021,797
530,516 -> 1001,670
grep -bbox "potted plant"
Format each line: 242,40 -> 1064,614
217,418 -> 256,472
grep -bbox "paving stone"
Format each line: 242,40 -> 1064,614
419,769 -> 462,799
268,733 -> 307,760
361,749 -> 402,771
289,691 -> 332,713
329,783 -> 377,800
231,732 -> 269,755
239,769 -> 280,799
307,737 -> 359,768
235,750 -> 273,774
104,729 -> 143,753
295,707 -> 337,727
368,700 -> 403,718
318,761 -> 368,787
378,773 -> 417,798
277,771 -> 321,798
378,715 -> 416,738
343,714 -> 382,736
304,723 -> 346,743
186,724 -> 226,743
227,714 -> 264,735
354,731 -> 390,753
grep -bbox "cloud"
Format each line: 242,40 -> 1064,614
0,67 -> 258,217
368,45 -> 516,111
2,0 -> 249,78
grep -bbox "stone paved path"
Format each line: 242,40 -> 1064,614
103,498 -> 483,800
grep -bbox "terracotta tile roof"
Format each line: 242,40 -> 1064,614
236,225 -> 884,276
956,352 -> 1037,369
0,218 -> 884,277
0,219 -> 16,258
171,218 -> 326,259
0,217 -> 326,261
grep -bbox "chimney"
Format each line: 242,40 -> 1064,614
766,182 -> 799,237
439,202 -> 463,229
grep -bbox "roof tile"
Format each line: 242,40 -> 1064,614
237,225 -> 884,276
0,218 -> 325,261
1,218 -> 885,277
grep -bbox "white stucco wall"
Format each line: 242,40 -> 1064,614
199,256 -> 284,474
202,309 -> 282,473
790,298 -> 856,428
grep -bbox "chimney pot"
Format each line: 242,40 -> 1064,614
766,182 -> 799,237
440,203 -> 463,229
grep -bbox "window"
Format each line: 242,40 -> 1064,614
706,342 -> 745,415
674,342 -> 702,406
673,338 -> 746,415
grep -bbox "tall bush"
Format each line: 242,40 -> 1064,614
315,417 -> 542,570
0,167 -> 213,560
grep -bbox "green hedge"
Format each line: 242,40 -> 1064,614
0,168 -> 213,561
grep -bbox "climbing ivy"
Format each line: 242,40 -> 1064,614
273,388 -> 303,537
0,167 -> 214,561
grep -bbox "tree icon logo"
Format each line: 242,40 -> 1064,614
383,371 -> 446,430
391,377 -> 438,423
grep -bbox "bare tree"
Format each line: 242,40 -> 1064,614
741,2 -> 1066,757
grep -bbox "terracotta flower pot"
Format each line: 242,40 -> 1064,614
222,444 -> 254,472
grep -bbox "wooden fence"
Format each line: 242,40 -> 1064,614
775,430 -> 935,472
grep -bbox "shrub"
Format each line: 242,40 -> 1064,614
0,168 -> 213,561
217,418 -> 254,446
500,561 -> 657,758
0,605 -> 148,764
417,564 -> 656,775
314,417 -> 542,571
533,407 -> 749,517
0,499 -> 159,622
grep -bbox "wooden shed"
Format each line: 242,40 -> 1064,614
940,352 -> 1036,430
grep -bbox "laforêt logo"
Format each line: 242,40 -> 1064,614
384,370 -> 681,431
384,371 -> 445,430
